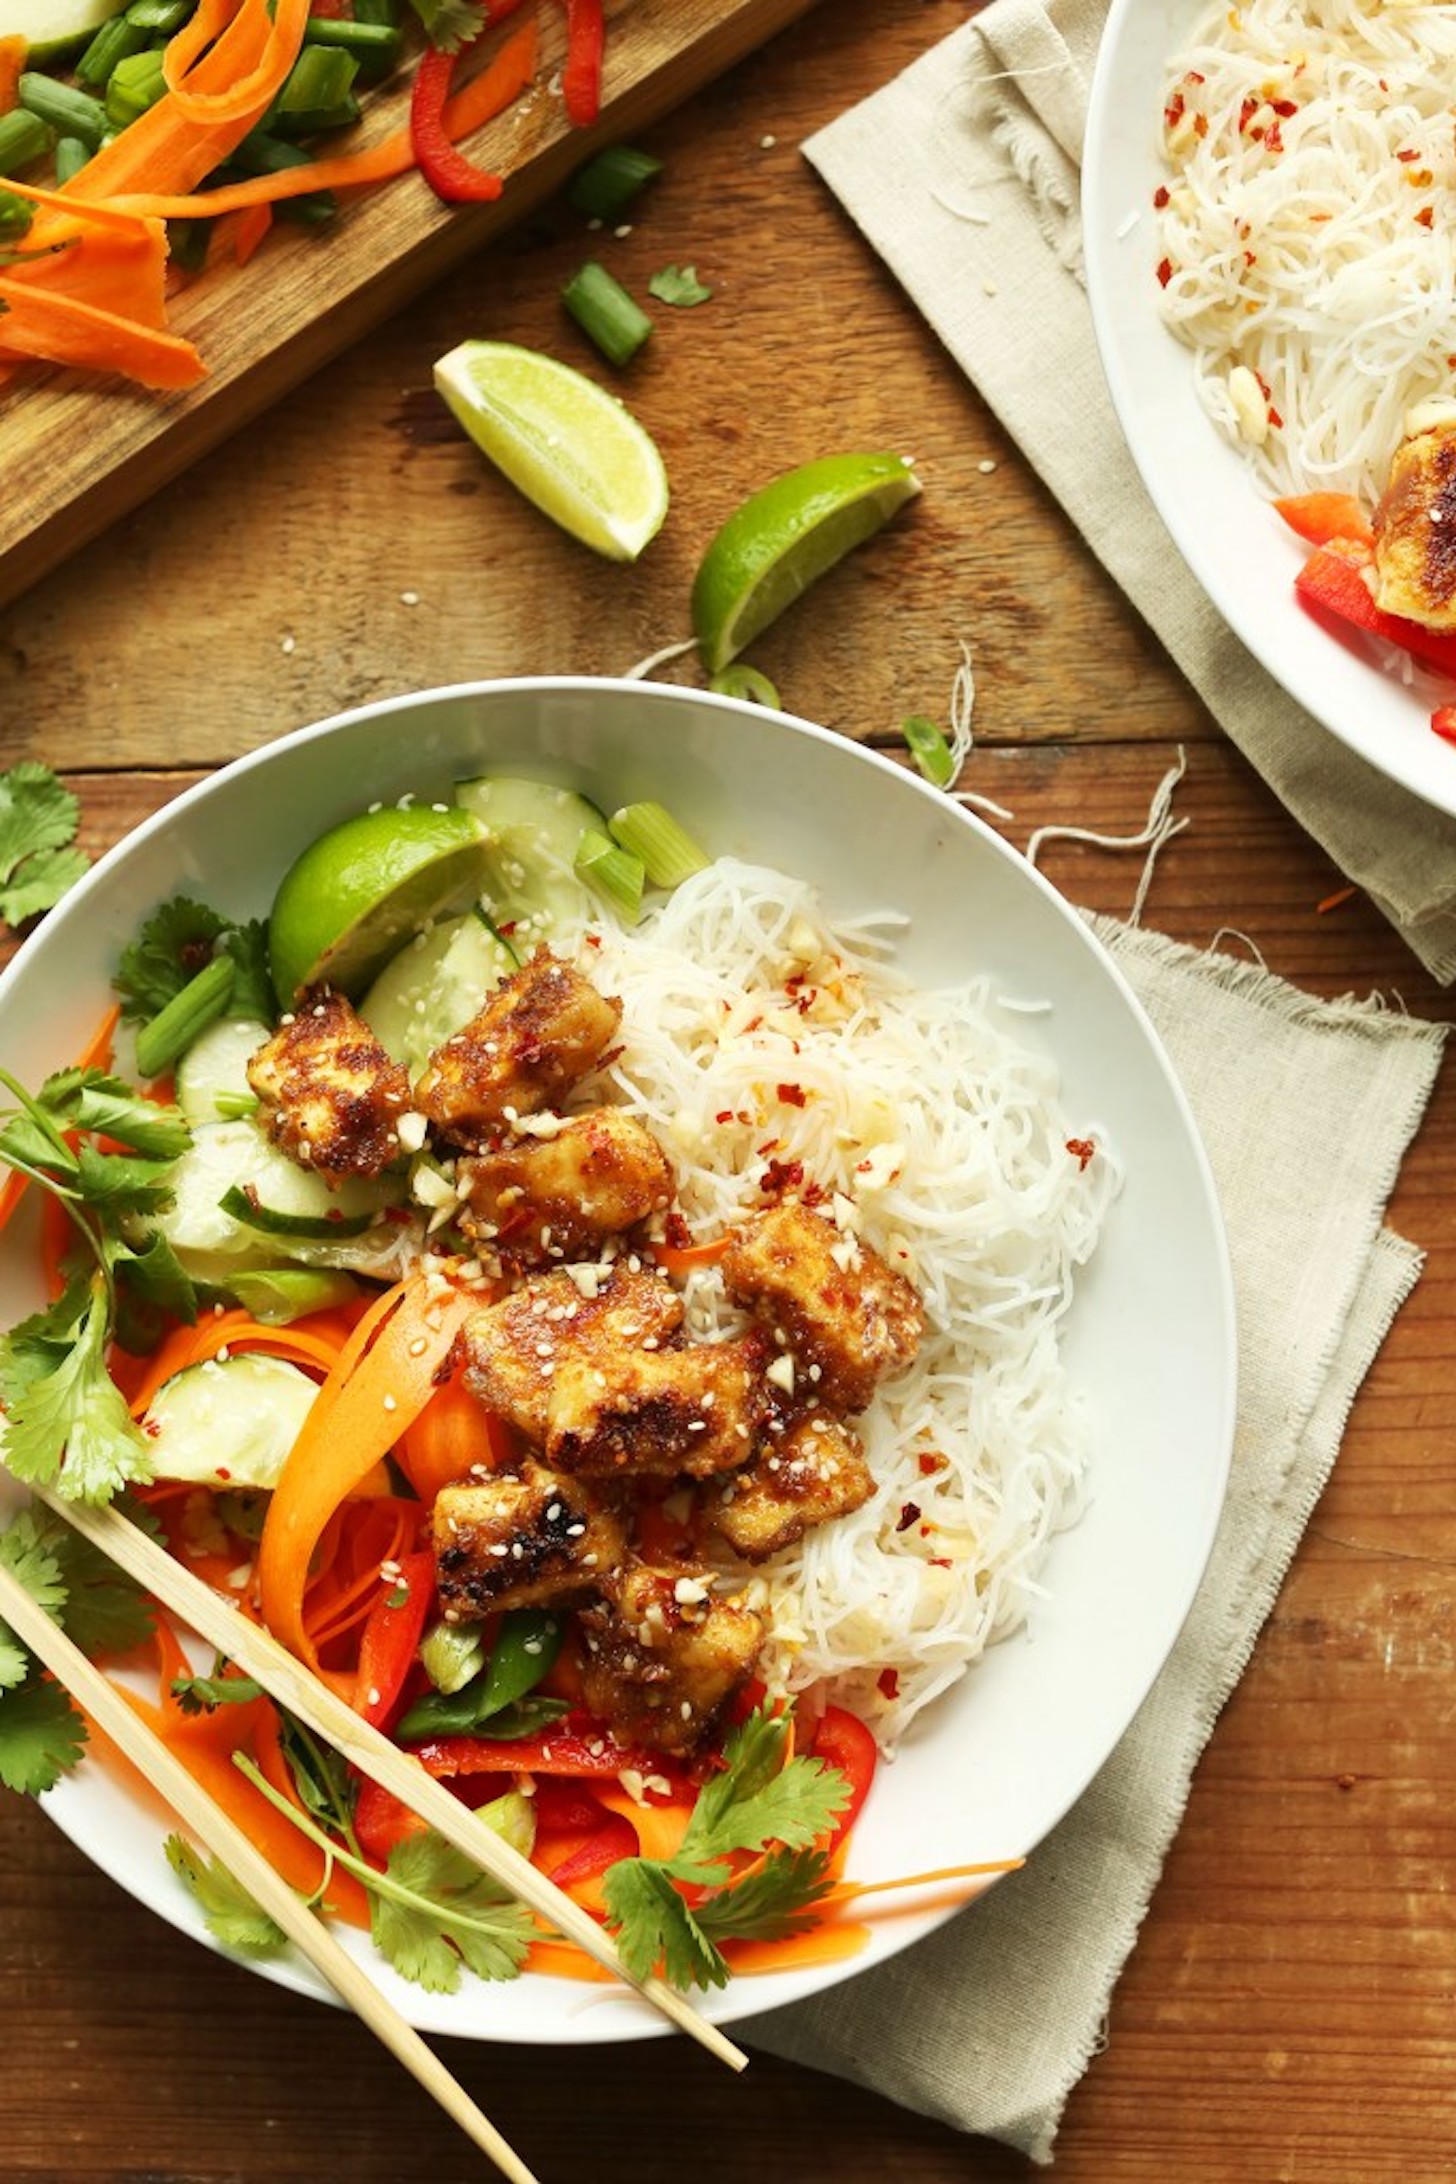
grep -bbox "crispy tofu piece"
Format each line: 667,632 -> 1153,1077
457,1108 -> 675,1266
414,946 -> 622,1148
721,1200 -> 923,1412
459,1264 -> 684,1445
247,987 -> 413,1182
578,1565 -> 764,1755
432,1462 -> 627,1620
546,1337 -> 769,1482
707,1412 -> 874,1562
1374,424 -> 1456,629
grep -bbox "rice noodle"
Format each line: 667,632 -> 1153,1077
1155,0 -> 1456,502
582,861 -> 1115,1750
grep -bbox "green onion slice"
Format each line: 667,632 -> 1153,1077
903,714 -> 957,789
608,802 -> 709,889
575,828 -> 646,923
710,664 -> 782,709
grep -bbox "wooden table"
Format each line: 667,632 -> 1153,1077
1,4 -> 1453,2178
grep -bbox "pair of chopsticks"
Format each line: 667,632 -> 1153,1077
2,1482 -> 746,2180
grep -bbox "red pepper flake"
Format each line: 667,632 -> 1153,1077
761,1157 -> 805,1196
1193,111 -> 1209,138
1238,94 -> 1258,131
663,1210 -> 692,1251
1165,90 -> 1186,129
1432,705 -> 1456,744
497,920 -> 518,937
877,1667 -> 900,1700
715,1110 -> 735,1125
1397,146 -> 1419,162
756,1140 -> 781,1158
1185,68 -> 1205,83
1271,98 -> 1298,117
928,1556 -> 953,1569
1264,119 -> 1283,154
584,932 -> 602,949
917,1452 -> 942,1476
1416,205 -> 1434,228
777,1083 -> 808,1108
215,1467 -> 231,1482
1268,405 -> 1284,430
1066,1137 -> 1096,1170
1153,184 -> 1170,208
895,1502 -> 921,1533
142,1418 -> 161,1437
1157,256 -> 1174,288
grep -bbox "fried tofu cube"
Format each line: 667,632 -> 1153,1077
459,1264 -> 684,1445
721,1200 -> 923,1412
432,1462 -> 627,1620
546,1337 -> 768,1482
414,946 -> 622,1147
247,988 -> 414,1182
578,1565 -> 764,1755
1374,423 -> 1456,629
707,1412 -> 874,1562
457,1108 -> 675,1265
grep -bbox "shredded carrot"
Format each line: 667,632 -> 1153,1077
0,275 -> 205,388
0,36 -> 25,117
649,1232 -> 733,1279
395,1370 -> 515,1505
110,18 -> 539,221
302,1496 -> 420,1656
228,202 -> 274,268
258,1274 -> 473,1676
1316,884 -> 1358,915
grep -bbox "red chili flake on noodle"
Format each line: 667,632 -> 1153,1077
1265,119 -> 1283,154
1194,111 -> 1208,138
877,1668 -> 900,1700
895,1502 -> 921,1533
1066,1137 -> 1096,1170
761,1158 -> 804,1196
1165,90 -> 1185,128
917,1452 -> 942,1476
1238,95 -> 1257,131
715,1110 -> 735,1125
777,1083 -> 808,1107
1397,146 -> 1419,161
1157,257 -> 1174,287
1153,184 -> 1169,208
1416,206 -> 1434,228
663,1210 -> 692,1251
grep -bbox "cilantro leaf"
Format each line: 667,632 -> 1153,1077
170,1672 -> 263,1716
0,765 -> 89,929
73,1144 -> 178,1217
648,264 -> 713,307
65,1075 -> 191,1162
404,0 -> 487,53
369,1830 -> 535,1993
165,1835 -> 287,1956
110,1229 -> 197,1358
0,1666 -> 87,1793
601,1705 -> 853,1988
0,1274 -> 152,1503
36,1510 -> 154,1656
114,897 -> 229,1020
0,1512 -> 67,1693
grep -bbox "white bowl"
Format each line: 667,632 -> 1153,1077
0,678 -> 1236,2041
1083,0 -> 1456,820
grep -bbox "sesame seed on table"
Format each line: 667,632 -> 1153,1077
0,2 -> 1454,2181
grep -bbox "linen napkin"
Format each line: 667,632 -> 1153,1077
800,3 -> 1456,983
741,915 -> 1445,2160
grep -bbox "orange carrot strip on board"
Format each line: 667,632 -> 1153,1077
7,223 -> 172,330
110,18 -> 539,221
163,0 -> 310,127
0,275 -> 205,388
258,1275 -> 473,1674
0,37 -> 26,116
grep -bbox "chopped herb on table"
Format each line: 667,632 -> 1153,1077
648,263 -> 712,307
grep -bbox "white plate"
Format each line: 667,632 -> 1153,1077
1083,0 -> 1456,819
0,679 -> 1237,2041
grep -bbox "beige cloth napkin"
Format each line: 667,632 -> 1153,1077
741,917 -> 1445,2159
799,2 -> 1456,983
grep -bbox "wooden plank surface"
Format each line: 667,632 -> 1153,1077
2,2 -> 1455,2180
0,0 -> 821,611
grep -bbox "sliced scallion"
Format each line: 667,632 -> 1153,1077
710,664 -> 781,709
0,190 -> 34,241
104,49 -> 168,130
270,43 -> 360,137
561,260 -> 653,368
608,802 -> 709,889
53,135 -> 91,185
301,16 -> 401,76
126,0 -> 192,27
568,144 -> 662,221
135,956 -> 235,1080
0,110 -> 52,179
226,1267 -> 360,1325
76,14 -> 151,91
18,72 -> 108,150
902,714 -> 957,789
418,1620 -> 486,1697
575,827 -> 645,922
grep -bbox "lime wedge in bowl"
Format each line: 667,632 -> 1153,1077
691,451 -> 922,673
267,802 -> 492,1008
433,339 -> 669,562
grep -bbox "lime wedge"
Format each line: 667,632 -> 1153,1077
433,339 -> 669,562
1,0 -> 114,59
268,803 -> 493,1008
691,452 -> 922,673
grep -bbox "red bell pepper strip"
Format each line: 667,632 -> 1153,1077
412,1717 -> 656,1780
410,4 -> 531,204
558,0 -> 605,126
354,1775 -> 429,1863
1293,543 -> 1456,682
353,1549 -> 434,1730
1273,491 -> 1373,549
809,1705 -> 878,1854
543,1796 -> 640,1888
1432,705 -> 1456,743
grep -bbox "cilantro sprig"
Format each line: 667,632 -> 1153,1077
602,1707 -> 850,1988
165,1835 -> 287,1957
0,763 -> 89,930
113,895 -> 272,1048
0,1505 -> 153,1794
403,0 -> 487,53
0,1066 -> 195,1503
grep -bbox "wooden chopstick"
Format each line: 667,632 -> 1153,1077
0,1558 -> 541,2184
28,1482 -> 747,2071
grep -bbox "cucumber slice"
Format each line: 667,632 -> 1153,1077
453,776 -> 603,943
155,1119 -> 413,1276
218,1184 -> 375,1240
141,1354 -> 320,1491
359,910 -> 518,1074
1,0 -> 115,60
174,1016 -> 271,1126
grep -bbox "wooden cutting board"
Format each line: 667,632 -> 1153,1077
0,0 -> 821,613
